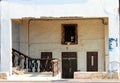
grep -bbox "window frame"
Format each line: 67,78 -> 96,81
61,24 -> 78,45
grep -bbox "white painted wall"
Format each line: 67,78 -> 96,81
1,1 -> 12,75
12,18 -> 107,71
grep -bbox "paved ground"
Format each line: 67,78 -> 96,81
1,79 -> 120,83
1,72 -> 120,83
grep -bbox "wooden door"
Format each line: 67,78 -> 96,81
41,52 -> 52,72
62,52 -> 77,78
87,52 -> 98,71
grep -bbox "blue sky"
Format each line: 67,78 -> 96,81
9,0 -> 88,4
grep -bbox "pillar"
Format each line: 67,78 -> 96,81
107,0 -> 119,70
0,0 -> 12,76
102,0 -> 119,70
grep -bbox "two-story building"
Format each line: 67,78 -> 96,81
0,0 -> 119,79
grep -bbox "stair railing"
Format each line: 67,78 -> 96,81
12,48 -> 59,76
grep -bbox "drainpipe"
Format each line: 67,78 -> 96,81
28,19 -> 34,56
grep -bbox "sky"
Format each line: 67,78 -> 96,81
9,0 -> 88,5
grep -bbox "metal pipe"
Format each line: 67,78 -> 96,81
28,19 -> 34,56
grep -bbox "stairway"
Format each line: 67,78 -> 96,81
12,48 -> 60,77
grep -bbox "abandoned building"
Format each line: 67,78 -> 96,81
0,0 -> 120,79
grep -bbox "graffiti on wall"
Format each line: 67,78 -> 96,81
109,38 -> 118,51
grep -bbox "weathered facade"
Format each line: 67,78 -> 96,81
12,17 -> 108,72
0,0 -> 119,79
12,17 -> 108,78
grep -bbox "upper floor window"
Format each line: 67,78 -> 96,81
61,24 -> 78,45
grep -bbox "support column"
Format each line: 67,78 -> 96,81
109,16 -> 119,63
0,0 -> 1,71
104,18 -> 109,71
0,1 -> 12,76
102,0 -> 119,71
107,0 -> 120,76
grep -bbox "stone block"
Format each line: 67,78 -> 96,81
0,72 -> 8,79
12,67 -> 24,75
74,72 -> 118,79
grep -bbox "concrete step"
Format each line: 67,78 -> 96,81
7,71 -> 61,81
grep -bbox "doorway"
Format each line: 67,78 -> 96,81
62,52 -> 77,78
86,52 -> 98,71
41,52 -> 52,72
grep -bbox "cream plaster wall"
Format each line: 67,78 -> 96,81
12,18 -> 108,72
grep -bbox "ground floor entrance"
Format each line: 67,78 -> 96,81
41,52 -> 52,72
62,52 -> 77,79
87,52 -> 98,71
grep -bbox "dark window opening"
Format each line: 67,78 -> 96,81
61,24 -> 78,45
64,25 -> 75,42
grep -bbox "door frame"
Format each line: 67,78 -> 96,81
62,52 -> 77,78
86,51 -> 98,72
40,52 -> 52,72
